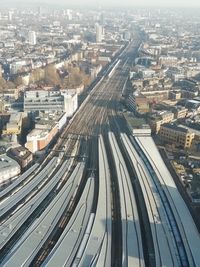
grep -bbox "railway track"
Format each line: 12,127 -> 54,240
1,162 -> 86,267
135,136 -> 200,267
121,133 -> 181,267
108,132 -> 145,267
0,37 -> 146,266
40,177 -> 95,267
75,135 -> 112,267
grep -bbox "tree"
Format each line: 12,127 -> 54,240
62,66 -> 91,88
14,76 -> 23,87
0,77 -> 7,91
30,68 -> 45,83
44,65 -> 61,86
6,81 -> 15,89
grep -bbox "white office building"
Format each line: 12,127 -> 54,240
24,90 -> 78,117
8,11 -> 13,21
28,31 -> 37,45
96,24 -> 104,43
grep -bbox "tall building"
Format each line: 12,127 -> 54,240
8,11 -> 13,21
96,24 -> 104,43
66,9 -> 72,20
28,31 -> 37,45
100,12 -> 105,25
38,6 -> 42,16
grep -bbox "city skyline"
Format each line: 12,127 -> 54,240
2,0 -> 200,8
0,5 -> 200,267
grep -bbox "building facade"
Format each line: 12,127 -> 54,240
159,124 -> 195,148
24,90 -> 78,117
2,112 -> 24,136
127,94 -> 150,114
28,31 -> 36,45
96,24 -> 104,43
25,124 -> 58,153
8,146 -> 33,169
150,111 -> 174,133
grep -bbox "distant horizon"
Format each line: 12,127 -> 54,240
2,0 -> 200,9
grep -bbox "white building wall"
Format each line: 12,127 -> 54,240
96,24 -> 104,43
63,93 -> 78,117
28,31 -> 36,45
58,112 -> 68,130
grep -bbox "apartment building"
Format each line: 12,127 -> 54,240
159,124 -> 195,148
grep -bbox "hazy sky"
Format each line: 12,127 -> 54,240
3,0 -> 200,8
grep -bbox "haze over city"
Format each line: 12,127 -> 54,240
2,0 -> 200,8
0,2 -> 200,267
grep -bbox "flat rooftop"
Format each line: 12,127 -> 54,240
0,155 -> 20,169
161,123 -> 190,133
27,128 -> 49,139
124,113 -> 148,129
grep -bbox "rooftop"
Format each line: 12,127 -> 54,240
124,113 -> 148,129
27,128 -> 49,139
178,124 -> 200,136
161,123 -> 190,133
0,155 -> 20,169
9,146 -> 32,160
